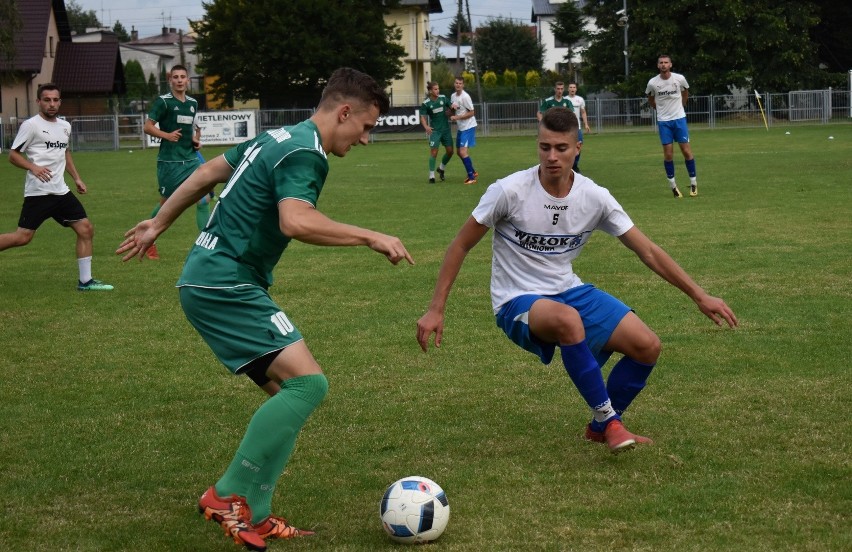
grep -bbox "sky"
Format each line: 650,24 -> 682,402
72,0 -> 535,40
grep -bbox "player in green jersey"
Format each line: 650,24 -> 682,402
143,65 -> 207,259
537,81 -> 574,122
118,67 -> 414,551
420,82 -> 454,183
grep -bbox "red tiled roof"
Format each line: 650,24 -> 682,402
53,42 -> 126,95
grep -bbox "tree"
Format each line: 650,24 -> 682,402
0,0 -> 22,65
66,0 -> 102,35
581,0 -> 830,96
112,21 -> 131,42
474,18 -> 543,74
124,60 -> 147,98
448,9 -> 472,45
192,0 -> 406,108
550,0 -> 587,78
811,0 -> 852,75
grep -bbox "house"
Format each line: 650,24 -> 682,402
384,0 -> 444,106
0,0 -> 125,128
123,27 -> 201,96
431,34 -> 473,76
531,0 -> 593,77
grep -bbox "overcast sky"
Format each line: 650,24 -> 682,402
73,0 -> 535,39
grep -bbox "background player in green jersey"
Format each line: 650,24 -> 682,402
420,82 -> 454,183
143,64 -> 207,259
118,67 -> 414,551
537,81 -> 574,122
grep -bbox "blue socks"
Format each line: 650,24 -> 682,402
588,357 -> 655,432
664,160 -> 675,179
685,158 -> 696,178
560,342 -> 617,426
462,156 -> 476,178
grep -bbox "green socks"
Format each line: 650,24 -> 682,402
215,374 -> 329,523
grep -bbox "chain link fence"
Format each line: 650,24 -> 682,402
1,89 -> 849,152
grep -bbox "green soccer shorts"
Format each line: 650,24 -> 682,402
157,158 -> 202,198
178,284 -> 304,374
428,127 -> 453,148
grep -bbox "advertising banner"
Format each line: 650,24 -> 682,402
146,110 -> 257,147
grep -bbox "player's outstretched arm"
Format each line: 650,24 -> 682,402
116,156 -> 232,261
417,217 -> 489,352
618,226 -> 738,328
278,199 -> 414,266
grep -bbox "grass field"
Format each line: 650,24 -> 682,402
0,124 -> 850,551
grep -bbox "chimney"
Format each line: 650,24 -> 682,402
131,26 -> 138,41
162,26 -> 168,35
169,28 -> 176,34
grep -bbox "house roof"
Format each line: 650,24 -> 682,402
0,0 -> 72,72
531,0 -> 558,22
398,0 -> 443,14
129,28 -> 197,46
53,42 -> 126,95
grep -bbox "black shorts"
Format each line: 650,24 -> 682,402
18,192 -> 88,230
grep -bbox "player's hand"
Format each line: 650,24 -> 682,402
167,129 -> 182,142
116,219 -> 158,262
417,310 -> 444,352
368,234 -> 414,266
696,294 -> 738,328
192,139 -> 201,151
32,165 -> 52,182
75,180 -> 87,194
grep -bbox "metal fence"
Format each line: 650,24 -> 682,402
1,89 -> 849,152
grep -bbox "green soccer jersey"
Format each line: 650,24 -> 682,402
421,94 -> 452,132
177,120 -> 329,289
539,96 -> 574,114
148,93 -> 199,162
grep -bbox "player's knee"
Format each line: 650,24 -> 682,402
74,220 -> 94,240
13,231 -> 34,246
553,306 -> 585,343
635,331 -> 661,364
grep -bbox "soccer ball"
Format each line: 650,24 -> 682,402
380,476 -> 450,543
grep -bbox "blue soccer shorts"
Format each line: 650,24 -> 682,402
657,117 -> 690,145
495,283 -> 632,368
456,128 -> 476,149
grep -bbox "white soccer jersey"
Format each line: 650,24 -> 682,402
472,167 -> 634,313
451,90 -> 477,131
11,115 -> 72,196
645,72 -> 689,121
569,94 -> 586,113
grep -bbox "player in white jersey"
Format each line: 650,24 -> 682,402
646,54 -> 698,197
567,83 -> 590,173
1,83 -> 113,291
449,76 -> 479,184
417,107 -> 737,454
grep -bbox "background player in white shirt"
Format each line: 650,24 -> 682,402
1,83 -> 113,291
646,54 -> 698,198
567,82 -> 590,173
417,107 -> 737,454
449,76 -> 479,184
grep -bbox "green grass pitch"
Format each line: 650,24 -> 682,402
0,124 -> 849,551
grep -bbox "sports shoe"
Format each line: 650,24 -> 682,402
198,486 -> 267,552
463,178 -> 477,185
428,177 -> 435,184
253,515 -> 315,539
473,171 -> 479,178
689,184 -> 698,197
602,420 -> 653,454
77,279 -> 114,291
437,167 -> 445,181
145,243 -> 160,260
672,186 -> 683,198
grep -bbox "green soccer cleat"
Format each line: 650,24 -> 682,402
77,279 -> 114,291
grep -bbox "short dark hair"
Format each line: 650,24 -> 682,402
37,83 -> 60,100
320,67 -> 390,115
170,64 -> 188,74
540,107 -> 578,136
658,54 -> 672,62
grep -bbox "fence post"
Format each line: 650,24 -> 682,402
709,94 -> 714,129
113,114 -> 119,150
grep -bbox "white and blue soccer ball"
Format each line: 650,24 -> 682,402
380,476 -> 450,543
